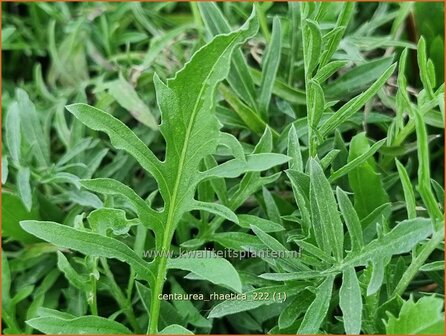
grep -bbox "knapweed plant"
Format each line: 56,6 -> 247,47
2,2 -> 444,335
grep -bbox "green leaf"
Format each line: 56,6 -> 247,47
5,102 -> 21,163
218,132 -> 246,162
26,315 -> 132,334
286,170 -> 311,233
139,24 -> 193,70
320,63 -> 396,136
2,191 -> 40,243
294,239 -> 335,264
250,225 -> 288,253
159,324 -> 194,335
319,2 -> 354,67
298,276 -> 334,334
343,218 -> 433,267
238,214 -> 284,233
198,2 -> 258,111
2,252 -> 11,304
20,221 -> 154,283
202,153 -> 289,180
324,57 -> 394,98
170,278 -> 212,328
106,74 -> 158,130
167,251 -> 242,293
417,37 -> 434,98
420,260 -> 444,272
278,293 -> 314,329
190,200 -> 238,224
208,284 -> 306,318
413,97 -> 443,221
329,138 -> 386,182
302,19 -> 322,76
57,252 -> 90,291
385,295 -> 444,334
336,187 -> 364,253
219,84 -> 269,135
80,178 -> 162,231
308,79 -> 325,128
16,88 -> 50,167
339,267 -> 362,334
395,159 -> 417,219
2,155 -> 8,185
367,258 -> 385,296
250,68 -> 307,105
347,132 -> 389,219
65,103 -> 162,184
212,232 -> 264,251
87,208 -> 136,236
309,158 -> 344,260
17,166 -> 32,212
315,60 -> 348,83
258,16 -> 282,119
287,124 -> 303,172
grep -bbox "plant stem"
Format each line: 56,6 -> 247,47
89,277 -> 98,316
392,226 -> 444,297
148,224 -> 175,334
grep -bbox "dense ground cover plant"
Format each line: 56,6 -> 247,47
2,2 -> 444,335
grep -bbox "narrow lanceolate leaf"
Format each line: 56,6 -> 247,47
343,218 -> 433,267
329,138 -> 386,182
57,252 -> 90,291
336,187 -> 364,253
258,16 -> 282,120
287,124 -> 303,171
324,57 -> 394,98
66,103 -> 163,184
320,63 -> 396,136
208,284 -> 306,318
340,267 -> 362,334
417,37 -> 434,98
5,102 -> 21,163
201,153 -> 289,180
107,74 -> 158,130
238,214 -> 284,233
367,258 -> 386,296
319,2 -> 354,67
26,316 -> 132,334
413,100 -> 444,221
20,221 -> 154,282
308,79 -> 325,128
298,276 -> 334,334
309,159 -> 344,260
302,19 -> 322,76
315,60 -> 348,83
395,159 -> 417,219
189,200 -> 238,224
16,88 -> 50,166
167,251 -> 242,293
17,167 -> 32,212
198,2 -> 258,111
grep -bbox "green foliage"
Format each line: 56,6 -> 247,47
2,2 -> 444,335
385,295 -> 444,334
